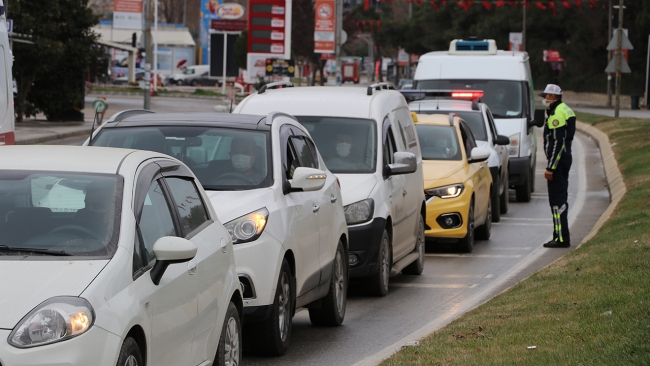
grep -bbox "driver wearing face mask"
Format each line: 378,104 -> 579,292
326,133 -> 359,171
219,136 -> 265,184
74,180 -> 116,241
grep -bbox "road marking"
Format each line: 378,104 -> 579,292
489,246 -> 534,250
492,222 -> 548,226
501,217 -> 546,221
397,273 -> 494,279
390,283 -> 477,289
425,254 -> 522,258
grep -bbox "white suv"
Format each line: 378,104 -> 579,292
86,110 -> 349,356
234,83 -> 426,296
404,90 -> 511,221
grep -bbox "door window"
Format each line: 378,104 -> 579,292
165,178 -> 209,236
290,136 -> 317,169
137,180 -> 177,267
459,122 -> 478,158
383,126 -> 397,165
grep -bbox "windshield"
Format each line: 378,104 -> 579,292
93,126 -> 272,191
418,111 -> 487,141
415,79 -> 523,118
183,69 -> 195,75
415,125 -> 462,161
297,116 -> 377,174
0,172 -> 122,257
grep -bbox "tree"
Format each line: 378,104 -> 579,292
234,30 -> 248,70
12,0 -> 99,122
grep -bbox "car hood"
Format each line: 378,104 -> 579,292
206,188 -> 276,223
334,174 -> 378,206
422,160 -> 464,183
0,259 -> 109,329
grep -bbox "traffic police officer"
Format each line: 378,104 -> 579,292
540,84 -> 575,248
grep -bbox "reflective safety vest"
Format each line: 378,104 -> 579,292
547,102 -> 575,129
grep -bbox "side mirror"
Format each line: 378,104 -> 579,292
290,167 -> 327,192
530,109 -> 546,128
388,152 -> 417,175
150,236 -> 198,285
494,135 -> 510,146
468,147 -> 490,163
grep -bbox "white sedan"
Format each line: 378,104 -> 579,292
0,146 -> 242,366
88,111 -> 350,356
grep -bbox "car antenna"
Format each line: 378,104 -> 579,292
436,64 -> 442,110
229,99 -> 233,113
87,98 -> 107,146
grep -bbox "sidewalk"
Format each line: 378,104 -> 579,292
14,119 -> 94,145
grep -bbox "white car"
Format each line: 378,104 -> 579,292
404,90 -> 511,221
0,146 -> 242,366
87,111 -> 350,356
234,83 -> 426,297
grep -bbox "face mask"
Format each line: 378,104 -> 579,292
231,154 -> 252,172
543,99 -> 554,107
336,142 -> 351,157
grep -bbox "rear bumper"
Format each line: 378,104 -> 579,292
348,217 -> 387,278
508,156 -> 530,187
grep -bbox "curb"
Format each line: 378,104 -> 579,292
15,128 -> 90,145
575,121 -> 627,245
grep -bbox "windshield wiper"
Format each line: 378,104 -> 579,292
0,245 -> 73,256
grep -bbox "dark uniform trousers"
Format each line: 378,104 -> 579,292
548,155 -> 571,243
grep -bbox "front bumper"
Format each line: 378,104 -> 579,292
0,326 -> 121,366
424,193 -> 470,240
234,231 -> 284,309
508,156 -> 530,187
348,217 -> 387,278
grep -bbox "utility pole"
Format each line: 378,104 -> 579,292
607,0 -> 613,107
614,0 -> 624,118
335,0 -> 343,86
522,3 -> 526,51
144,0 -> 152,110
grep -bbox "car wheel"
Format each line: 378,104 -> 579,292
515,171 -> 532,202
215,302 -> 241,366
500,174 -> 509,214
191,80 -> 199,86
530,163 -> 536,193
458,198 -> 475,253
175,80 -> 184,86
115,337 -> 143,366
244,259 -> 293,356
368,229 -> 391,296
402,215 -> 425,275
309,240 -> 347,326
475,193 -> 492,240
491,176 -> 501,222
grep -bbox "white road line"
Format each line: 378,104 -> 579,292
489,246 -> 534,250
492,222 -> 548,226
352,135 -> 589,366
390,283 -> 477,289
425,254 -> 522,258
500,217 -> 546,221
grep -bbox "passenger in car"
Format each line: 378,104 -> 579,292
326,133 -> 359,170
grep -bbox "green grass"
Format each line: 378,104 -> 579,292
382,112 -> 650,366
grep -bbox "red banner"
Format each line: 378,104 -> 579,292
314,0 -> 335,53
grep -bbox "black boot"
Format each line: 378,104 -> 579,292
543,239 -> 570,248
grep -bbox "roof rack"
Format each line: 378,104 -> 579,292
259,81 -> 294,94
448,113 -> 456,126
106,109 -> 155,123
367,82 -> 395,96
265,111 -> 298,126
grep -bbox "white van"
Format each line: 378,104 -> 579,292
234,83 -> 426,296
0,1 -> 14,146
414,39 -> 544,202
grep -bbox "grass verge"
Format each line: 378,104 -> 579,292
382,113 -> 650,365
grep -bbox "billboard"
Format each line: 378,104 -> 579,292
113,0 -> 142,30
314,0 -> 335,53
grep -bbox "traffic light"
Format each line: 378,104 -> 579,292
359,56 -> 363,61
131,33 -> 137,48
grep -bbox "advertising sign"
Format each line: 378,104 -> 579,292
398,49 -> 409,66
314,0 -> 335,53
509,32 -> 523,51
542,50 -> 564,63
113,0 -> 142,30
248,0 -> 291,58
265,58 -> 295,77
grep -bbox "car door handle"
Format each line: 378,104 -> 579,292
220,238 -> 227,253
188,259 -> 197,276
313,205 -> 320,213
330,194 -> 337,203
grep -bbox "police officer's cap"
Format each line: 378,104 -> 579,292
539,84 -> 562,97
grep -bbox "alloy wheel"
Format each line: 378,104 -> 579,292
334,251 -> 345,314
278,272 -> 291,342
224,317 -> 240,366
124,355 -> 138,366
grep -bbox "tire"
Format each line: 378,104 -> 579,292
309,241 -> 347,326
402,215 -> 425,275
458,198 -> 475,253
515,171 -> 532,202
368,229 -> 391,296
215,302 -> 241,366
475,193 -> 492,240
244,259 -> 293,356
500,176 -> 509,214
115,337 -> 143,366
191,79 -> 199,86
530,162 -> 536,193
491,177 -> 501,223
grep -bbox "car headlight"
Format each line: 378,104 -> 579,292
225,208 -> 269,244
425,184 -> 464,199
508,133 -> 520,157
344,199 -> 374,225
9,297 -> 95,348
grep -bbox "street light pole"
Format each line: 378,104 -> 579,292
522,3 -> 526,51
335,0 -> 343,86
614,0 -> 624,118
144,0 -> 152,110
607,0 -> 612,107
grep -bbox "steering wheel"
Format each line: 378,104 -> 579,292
214,172 -> 257,185
50,225 -> 104,241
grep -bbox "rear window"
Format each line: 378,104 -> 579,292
417,111 -> 487,141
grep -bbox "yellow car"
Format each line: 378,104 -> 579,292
414,113 -> 493,252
